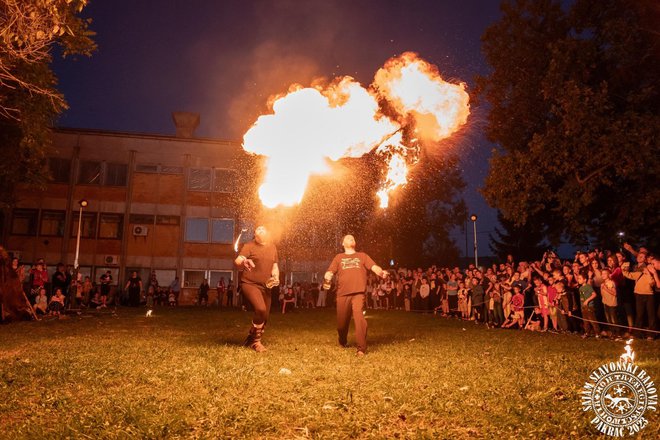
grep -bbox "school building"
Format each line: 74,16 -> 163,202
1,113 -> 249,304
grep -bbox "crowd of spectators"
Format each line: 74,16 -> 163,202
4,243 -> 658,339
276,244 -> 658,340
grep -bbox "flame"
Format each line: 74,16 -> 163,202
619,339 -> 635,364
242,52 -> 469,208
234,228 -> 248,252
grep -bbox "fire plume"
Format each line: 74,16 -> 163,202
242,52 -> 470,209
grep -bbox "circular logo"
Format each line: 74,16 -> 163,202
582,361 -> 657,437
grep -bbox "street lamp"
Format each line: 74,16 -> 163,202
470,214 -> 478,268
74,199 -> 88,269
617,231 -> 625,251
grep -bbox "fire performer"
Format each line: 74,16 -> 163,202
323,235 -> 388,356
234,225 -> 279,352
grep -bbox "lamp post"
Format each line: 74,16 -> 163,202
470,214 -> 478,268
74,199 -> 88,269
617,231 -> 625,252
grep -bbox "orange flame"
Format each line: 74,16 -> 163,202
242,52 -> 469,208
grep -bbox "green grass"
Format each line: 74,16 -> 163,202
1,307 -> 658,439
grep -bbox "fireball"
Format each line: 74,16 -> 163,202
242,52 -> 470,208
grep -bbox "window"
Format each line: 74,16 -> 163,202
11,209 -> 38,235
156,215 -> 180,225
136,163 -> 158,173
78,160 -> 102,185
209,270 -> 233,288
129,214 -> 155,224
99,213 -> 123,239
183,270 -> 206,288
49,158 -> 71,183
188,168 -> 212,191
211,219 -> 234,244
153,269 -> 176,287
214,169 -> 237,193
39,210 -> 65,236
185,218 -> 209,242
105,163 -> 128,186
71,212 -> 97,238
161,166 -> 183,174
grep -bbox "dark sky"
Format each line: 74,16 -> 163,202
52,0 -> 502,257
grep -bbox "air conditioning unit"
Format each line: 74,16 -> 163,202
132,225 -> 149,236
104,255 -> 120,266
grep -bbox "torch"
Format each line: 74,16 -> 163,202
234,228 -> 248,253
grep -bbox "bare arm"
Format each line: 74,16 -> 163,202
370,265 -> 388,278
271,263 -> 279,280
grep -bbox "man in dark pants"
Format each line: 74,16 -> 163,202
235,225 -> 279,352
324,235 -> 388,356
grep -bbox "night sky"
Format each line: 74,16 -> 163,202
52,0 -> 502,257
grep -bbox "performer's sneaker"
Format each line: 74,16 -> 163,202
356,351 -> 365,357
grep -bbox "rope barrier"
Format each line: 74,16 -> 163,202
366,301 -> 660,336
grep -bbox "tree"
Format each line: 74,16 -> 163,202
477,0 -> 660,250
0,0 -> 95,208
489,210 -> 546,261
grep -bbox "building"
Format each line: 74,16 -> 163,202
1,113 -> 249,304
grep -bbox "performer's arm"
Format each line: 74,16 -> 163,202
234,254 -> 255,271
370,265 -> 388,278
323,271 -> 334,290
271,263 -> 279,281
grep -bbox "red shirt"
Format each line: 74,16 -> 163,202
327,252 -> 376,296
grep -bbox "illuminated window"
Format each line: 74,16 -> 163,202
39,210 -> 65,237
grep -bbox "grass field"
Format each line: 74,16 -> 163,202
1,306 -> 658,439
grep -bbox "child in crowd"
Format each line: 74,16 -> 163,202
48,288 -> 65,317
577,273 -> 600,338
501,311 -> 520,329
168,290 -> 177,306
457,281 -> 469,320
33,287 -> 48,316
525,307 -> 543,331
510,285 -> 525,329
600,268 -> 619,337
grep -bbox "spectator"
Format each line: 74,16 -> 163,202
622,252 -> 656,339
100,270 -> 112,307
29,260 -> 48,303
198,278 -> 210,306
577,273 -> 600,338
600,268 -> 619,337
48,288 -> 65,317
33,287 -> 48,316
169,276 -> 181,305
125,271 -> 142,307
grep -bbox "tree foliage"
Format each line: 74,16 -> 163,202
489,210 -> 546,261
0,0 -> 95,208
478,0 -> 660,249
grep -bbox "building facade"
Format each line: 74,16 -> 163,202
2,117 -> 249,304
